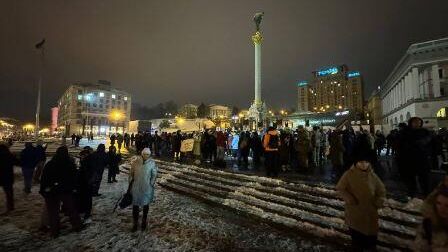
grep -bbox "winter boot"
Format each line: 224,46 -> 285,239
132,206 -> 139,232
141,205 -> 149,231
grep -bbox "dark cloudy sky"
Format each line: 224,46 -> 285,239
1,0 -> 448,123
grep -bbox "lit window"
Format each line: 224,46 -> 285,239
99,92 -> 104,97
124,96 -> 128,101
111,94 -> 116,99
77,95 -> 83,100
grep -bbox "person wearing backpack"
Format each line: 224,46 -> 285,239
263,127 -> 281,177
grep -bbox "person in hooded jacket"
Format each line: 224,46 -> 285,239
40,146 -> 82,237
129,148 -> 158,232
263,127 -> 281,177
0,144 -> 19,213
336,141 -> 386,251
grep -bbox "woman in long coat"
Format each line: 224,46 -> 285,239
129,148 -> 157,232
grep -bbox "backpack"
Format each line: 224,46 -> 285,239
267,134 -> 279,149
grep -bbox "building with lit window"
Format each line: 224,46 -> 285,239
380,37 -> 448,131
297,65 -> 364,114
208,104 -> 231,119
57,80 -> 131,136
181,104 -> 198,118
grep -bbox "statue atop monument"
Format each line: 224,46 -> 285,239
253,12 -> 264,32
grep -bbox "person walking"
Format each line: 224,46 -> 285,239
129,148 -> 158,232
110,134 -> 116,147
117,133 -> 124,153
329,130 -> 345,179
0,144 -> 19,213
130,133 -> 135,147
107,146 -> 121,183
336,143 -> 386,251
90,144 -> 109,196
20,142 -> 38,194
39,146 -> 82,237
263,127 -> 281,177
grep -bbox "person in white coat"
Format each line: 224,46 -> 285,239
129,148 -> 158,232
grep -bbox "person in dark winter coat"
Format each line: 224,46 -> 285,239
77,146 -> 95,222
110,134 -> 116,146
40,146 -> 82,237
90,144 -> 109,196
399,117 -> 433,197
107,146 -> 121,183
250,132 -> 263,169
117,134 -> 124,153
0,144 -> 19,213
33,140 -> 47,183
238,132 -> 250,169
263,127 -> 281,177
20,142 -> 39,193
172,131 -> 182,161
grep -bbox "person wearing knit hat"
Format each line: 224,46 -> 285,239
336,141 -> 386,251
129,147 -> 158,232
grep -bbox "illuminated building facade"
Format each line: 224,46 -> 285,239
208,104 -> 231,120
297,65 -> 364,114
57,80 -> 131,136
380,37 -> 448,131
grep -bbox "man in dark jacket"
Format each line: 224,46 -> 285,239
20,142 -> 38,193
0,144 -> 19,213
90,144 -> 109,196
400,117 -> 434,197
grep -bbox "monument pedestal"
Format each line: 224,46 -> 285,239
248,100 -> 267,129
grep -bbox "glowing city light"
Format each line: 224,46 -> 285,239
298,81 -> 308,87
347,71 -> 361,78
317,67 -> 338,76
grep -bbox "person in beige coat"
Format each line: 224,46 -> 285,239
336,139 -> 386,251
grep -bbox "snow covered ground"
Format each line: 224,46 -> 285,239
0,168 -> 342,251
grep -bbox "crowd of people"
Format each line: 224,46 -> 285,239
0,139 -> 157,238
1,116 -> 448,250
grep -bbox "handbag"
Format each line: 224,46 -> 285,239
113,179 -> 133,212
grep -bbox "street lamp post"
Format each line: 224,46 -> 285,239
34,39 -> 45,139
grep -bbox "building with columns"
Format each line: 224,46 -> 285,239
380,37 -> 448,131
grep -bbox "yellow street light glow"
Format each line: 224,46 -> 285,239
238,113 -> 244,117
110,110 -> 124,121
23,124 -> 35,130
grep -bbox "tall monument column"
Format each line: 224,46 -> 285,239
248,12 -> 267,128
253,31 -> 262,104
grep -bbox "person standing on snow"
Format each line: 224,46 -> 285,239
0,144 -> 19,214
39,146 -> 82,237
129,148 -> 158,232
20,142 -> 38,194
263,126 -> 281,177
336,142 -> 386,251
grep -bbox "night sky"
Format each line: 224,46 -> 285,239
1,0 -> 448,124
